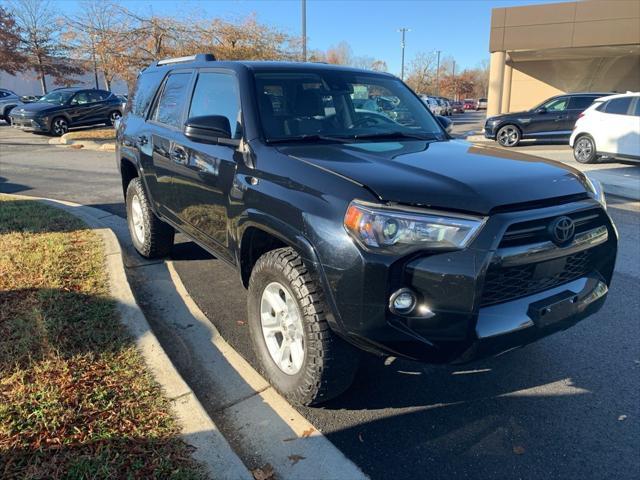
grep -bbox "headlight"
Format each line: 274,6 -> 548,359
344,200 -> 486,254
585,177 -> 606,209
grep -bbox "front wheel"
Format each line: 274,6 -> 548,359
125,178 -> 175,258
573,135 -> 599,164
50,117 -> 69,136
497,124 -> 521,147
247,247 -> 359,406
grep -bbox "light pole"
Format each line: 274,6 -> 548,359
301,0 -> 307,62
452,59 -> 456,100
398,27 -> 410,80
435,50 -> 441,96
90,32 -> 99,89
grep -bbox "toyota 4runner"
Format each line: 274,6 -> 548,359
116,54 -> 617,406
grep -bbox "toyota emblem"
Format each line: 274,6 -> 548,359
549,216 -> 575,245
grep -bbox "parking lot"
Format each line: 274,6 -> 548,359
1,122 -> 638,480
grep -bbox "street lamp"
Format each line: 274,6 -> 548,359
434,50 -> 441,96
398,27 -> 410,80
301,0 -> 307,62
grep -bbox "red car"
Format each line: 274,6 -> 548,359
463,99 -> 476,110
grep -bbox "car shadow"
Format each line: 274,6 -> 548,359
0,176 -> 31,194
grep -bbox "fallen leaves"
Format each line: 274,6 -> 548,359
288,454 -> 306,465
513,446 -> 526,455
618,415 -> 627,421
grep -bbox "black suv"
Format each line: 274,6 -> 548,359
484,92 -> 612,147
117,55 -> 617,406
10,87 -> 122,136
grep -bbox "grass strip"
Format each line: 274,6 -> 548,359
0,196 -> 205,479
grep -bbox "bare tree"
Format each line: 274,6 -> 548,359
9,0 -> 84,93
325,41 -> 353,65
404,51 -> 437,94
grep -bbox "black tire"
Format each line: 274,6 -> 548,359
106,110 -> 122,126
573,135 -> 599,164
496,124 -> 521,147
50,116 -> 69,136
125,177 -> 174,258
247,247 -> 359,406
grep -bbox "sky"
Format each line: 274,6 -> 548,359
54,0 -> 562,76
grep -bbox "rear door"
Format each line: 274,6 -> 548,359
143,70 -> 194,217
171,69 -> 242,261
600,96 -> 638,157
566,95 -> 597,131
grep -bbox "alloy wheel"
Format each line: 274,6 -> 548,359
130,194 -> 146,244
260,281 -> 305,375
497,126 -> 519,147
52,118 -> 68,136
574,137 -> 594,162
110,111 -> 121,123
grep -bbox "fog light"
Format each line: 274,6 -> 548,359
390,288 -> 417,314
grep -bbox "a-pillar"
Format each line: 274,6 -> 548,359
487,51 -> 506,117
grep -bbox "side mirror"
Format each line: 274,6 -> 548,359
184,115 -> 232,144
535,106 -> 547,114
436,115 -> 453,134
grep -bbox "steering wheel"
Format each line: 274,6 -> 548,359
349,112 -> 397,129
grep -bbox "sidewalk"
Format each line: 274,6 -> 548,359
466,135 -> 640,201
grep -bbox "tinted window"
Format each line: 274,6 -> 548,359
152,72 -> 192,127
86,91 -> 106,103
188,72 -> 241,138
568,96 -> 596,110
130,70 -> 165,116
0,92 -> 7,98
633,98 -> 640,117
71,91 -> 91,105
605,97 -> 632,115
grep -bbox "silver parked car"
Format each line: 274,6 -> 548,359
0,88 -> 23,124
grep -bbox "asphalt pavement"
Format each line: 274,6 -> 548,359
1,122 -> 638,480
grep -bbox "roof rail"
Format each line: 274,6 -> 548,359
154,53 -> 216,67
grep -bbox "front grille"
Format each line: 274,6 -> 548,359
498,208 -> 605,248
480,250 -> 593,307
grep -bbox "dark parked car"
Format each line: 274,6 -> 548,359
484,92 -> 612,147
117,55 -> 616,406
10,87 -> 122,136
451,100 -> 464,113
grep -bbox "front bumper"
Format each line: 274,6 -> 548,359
10,116 -> 48,132
310,199 -> 617,364
484,123 -> 499,139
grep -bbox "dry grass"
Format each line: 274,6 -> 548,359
0,196 -> 204,479
61,128 -> 115,141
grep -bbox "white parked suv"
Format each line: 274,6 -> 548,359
570,92 -> 640,164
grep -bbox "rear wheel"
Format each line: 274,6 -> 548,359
125,178 -> 174,258
247,247 -> 359,406
497,124 -> 521,147
573,135 -> 598,164
107,110 -> 122,126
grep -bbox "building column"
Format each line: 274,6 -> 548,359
487,51 -> 506,117
501,62 -> 512,113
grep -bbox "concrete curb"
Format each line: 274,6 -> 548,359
5,194 -> 252,480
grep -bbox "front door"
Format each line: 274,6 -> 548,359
67,91 -> 96,126
526,96 -> 569,137
171,70 -> 242,261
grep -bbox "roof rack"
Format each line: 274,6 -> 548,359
154,53 -> 216,67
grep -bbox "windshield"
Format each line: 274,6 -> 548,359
39,91 -> 74,105
254,70 -> 444,143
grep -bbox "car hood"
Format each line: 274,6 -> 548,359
13,102 -> 61,115
277,139 -> 591,215
487,110 -> 531,122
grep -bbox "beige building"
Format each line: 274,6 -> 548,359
487,0 -> 640,116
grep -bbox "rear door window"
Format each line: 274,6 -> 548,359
568,96 -> 596,110
632,98 -> 640,117
604,97 -> 633,115
151,72 -> 192,128
130,70 -> 166,116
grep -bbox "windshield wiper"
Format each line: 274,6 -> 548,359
266,134 -> 351,144
350,131 -> 436,141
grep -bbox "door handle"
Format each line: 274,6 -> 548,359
170,147 -> 187,164
137,135 -> 148,145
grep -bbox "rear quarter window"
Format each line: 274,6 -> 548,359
130,70 -> 166,116
604,97 -> 633,115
